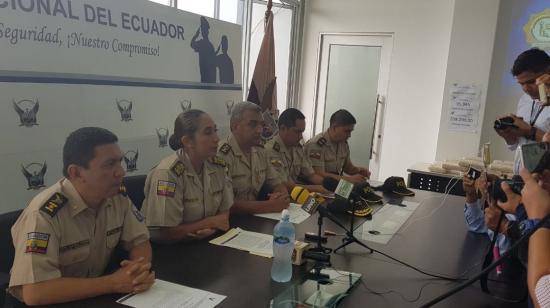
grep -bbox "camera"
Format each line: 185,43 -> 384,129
493,116 -> 517,130
490,177 -> 524,203
467,167 -> 481,180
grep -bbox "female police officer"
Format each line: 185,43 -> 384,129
140,110 -> 233,243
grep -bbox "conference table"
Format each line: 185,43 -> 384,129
45,189 -> 526,308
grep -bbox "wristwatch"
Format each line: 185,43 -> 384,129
527,126 -> 537,141
518,218 -> 550,236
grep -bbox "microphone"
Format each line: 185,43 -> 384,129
290,186 -> 326,215
322,177 -> 362,201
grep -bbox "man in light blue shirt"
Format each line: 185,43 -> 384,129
462,174 -> 512,254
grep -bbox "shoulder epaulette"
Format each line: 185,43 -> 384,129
273,142 -> 280,152
317,137 -> 327,147
119,184 -> 128,197
219,143 -> 231,154
211,156 -> 227,167
40,193 -> 67,217
171,161 -> 185,176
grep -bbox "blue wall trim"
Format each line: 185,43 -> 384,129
0,75 -> 243,91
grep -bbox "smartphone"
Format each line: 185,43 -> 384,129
540,83 -> 548,104
520,142 -> 550,173
467,167 -> 481,180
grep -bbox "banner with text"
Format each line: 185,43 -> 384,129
0,0 -> 242,213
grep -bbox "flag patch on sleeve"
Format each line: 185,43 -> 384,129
25,232 -> 50,254
157,180 -> 176,197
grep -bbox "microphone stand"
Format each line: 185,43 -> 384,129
320,203 -> 374,254
305,209 -> 332,281
333,198 -> 373,254
419,212 -> 550,307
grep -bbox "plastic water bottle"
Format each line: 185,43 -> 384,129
271,209 -> 295,282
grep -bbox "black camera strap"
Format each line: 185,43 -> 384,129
530,100 -> 545,126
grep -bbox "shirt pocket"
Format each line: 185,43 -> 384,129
254,167 -> 267,185
59,240 -> 90,266
106,226 -> 123,249
182,198 -> 204,222
232,173 -> 249,194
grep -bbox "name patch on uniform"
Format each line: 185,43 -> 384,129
157,180 -> 176,197
219,143 -> 231,154
211,156 -> 226,167
171,161 -> 185,177
309,152 -> 321,160
107,226 -> 123,236
184,198 -> 199,203
25,232 -> 50,254
60,239 -> 90,253
40,193 -> 67,217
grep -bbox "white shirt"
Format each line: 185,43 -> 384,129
508,94 -> 550,174
536,274 -> 550,308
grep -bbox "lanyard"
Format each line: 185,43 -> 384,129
530,100 -> 545,126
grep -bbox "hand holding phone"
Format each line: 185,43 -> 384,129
540,83 -> 548,104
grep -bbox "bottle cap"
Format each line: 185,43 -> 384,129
281,209 -> 290,220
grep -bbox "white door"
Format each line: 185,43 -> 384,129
313,33 -> 393,180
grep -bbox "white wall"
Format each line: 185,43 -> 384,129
298,0 -> 455,179
435,0 -> 500,161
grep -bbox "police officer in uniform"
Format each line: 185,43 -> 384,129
305,109 -> 370,185
141,110 -> 233,243
218,101 -> 289,214
7,127 -> 153,306
265,108 -> 327,193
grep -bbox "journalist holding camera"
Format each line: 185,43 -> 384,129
494,48 -> 550,175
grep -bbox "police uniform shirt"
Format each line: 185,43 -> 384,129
141,150 -> 233,228
304,131 -> 350,175
8,178 -> 149,301
218,133 -> 282,201
265,134 -> 314,183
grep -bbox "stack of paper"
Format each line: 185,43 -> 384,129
209,228 -> 273,257
117,279 -> 226,308
254,203 -> 310,224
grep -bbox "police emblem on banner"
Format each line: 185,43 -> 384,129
13,99 -> 39,127
524,9 -> 550,49
156,128 -> 169,147
123,150 -> 139,172
180,99 -> 192,111
21,161 -> 47,190
261,110 -> 279,141
225,100 -> 235,115
116,99 -> 133,121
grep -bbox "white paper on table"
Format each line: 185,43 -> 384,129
357,201 -> 420,244
117,279 -> 226,308
254,203 -> 310,224
209,228 -> 274,257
